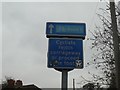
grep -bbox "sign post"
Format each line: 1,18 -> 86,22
62,70 -> 68,90
46,22 -> 86,90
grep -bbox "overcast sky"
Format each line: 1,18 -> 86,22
1,1 -> 118,88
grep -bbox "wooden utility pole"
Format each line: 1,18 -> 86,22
109,0 -> 120,89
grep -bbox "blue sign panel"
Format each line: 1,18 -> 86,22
48,38 -> 83,69
46,22 -> 86,38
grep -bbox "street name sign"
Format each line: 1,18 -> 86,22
48,38 -> 83,69
46,22 -> 86,39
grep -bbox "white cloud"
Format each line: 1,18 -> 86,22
2,0 -> 100,2
2,2 -> 107,88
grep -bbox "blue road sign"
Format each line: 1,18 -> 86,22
46,22 -> 86,38
48,38 -> 83,69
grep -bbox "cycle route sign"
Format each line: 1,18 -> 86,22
46,22 -> 86,39
48,38 -> 83,69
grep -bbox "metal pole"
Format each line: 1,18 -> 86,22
62,70 -> 68,90
110,0 -> 120,89
73,79 -> 75,90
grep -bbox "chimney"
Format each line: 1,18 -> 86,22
7,79 -> 15,88
15,80 -> 23,88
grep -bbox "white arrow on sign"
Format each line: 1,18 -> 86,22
49,24 -> 54,34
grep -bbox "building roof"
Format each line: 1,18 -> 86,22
2,84 -> 42,90
19,84 -> 41,90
